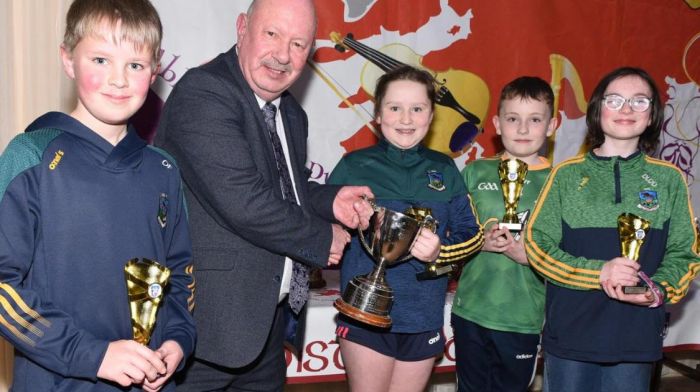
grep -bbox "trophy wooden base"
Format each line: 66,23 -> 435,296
498,222 -> 522,231
623,285 -> 649,294
334,298 -> 392,328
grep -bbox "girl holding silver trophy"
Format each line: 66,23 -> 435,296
525,67 -> 700,392
329,65 -> 484,392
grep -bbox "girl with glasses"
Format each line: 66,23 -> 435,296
524,66 -> 700,392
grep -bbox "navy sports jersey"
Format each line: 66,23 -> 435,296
329,140 -> 483,333
0,112 -> 195,391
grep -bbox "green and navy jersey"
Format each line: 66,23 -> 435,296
0,112 -> 196,391
525,151 -> 700,362
329,139 -> 483,332
452,156 -> 550,334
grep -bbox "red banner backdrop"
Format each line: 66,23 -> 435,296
308,0 -> 699,164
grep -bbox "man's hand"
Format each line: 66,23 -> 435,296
97,340 -> 167,387
142,340 -> 184,392
410,228 -> 441,262
333,186 -> 374,229
328,223 -> 350,265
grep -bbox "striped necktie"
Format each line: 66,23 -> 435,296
262,102 -> 309,314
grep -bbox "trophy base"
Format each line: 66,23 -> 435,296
623,285 -> 650,294
498,222 -> 522,231
334,275 -> 393,328
334,298 -> 392,328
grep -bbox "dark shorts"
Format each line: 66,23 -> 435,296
336,316 -> 445,361
452,314 -> 540,392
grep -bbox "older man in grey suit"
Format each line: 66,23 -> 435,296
155,0 -> 374,390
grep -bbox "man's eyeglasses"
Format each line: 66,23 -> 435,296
602,94 -> 652,112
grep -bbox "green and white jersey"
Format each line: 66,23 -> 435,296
452,155 -> 550,334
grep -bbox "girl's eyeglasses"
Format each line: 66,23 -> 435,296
602,94 -> 652,112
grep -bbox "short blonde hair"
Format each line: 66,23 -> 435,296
63,0 -> 162,69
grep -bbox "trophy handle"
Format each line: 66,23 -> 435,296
357,207 -> 389,285
357,201 -> 438,265
399,215 -> 438,263
357,223 -> 372,257
357,200 -> 381,259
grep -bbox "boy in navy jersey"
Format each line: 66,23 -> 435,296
0,1 -> 195,390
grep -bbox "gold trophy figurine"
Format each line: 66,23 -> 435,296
618,213 -> 651,294
124,258 -> 171,344
498,158 -> 528,231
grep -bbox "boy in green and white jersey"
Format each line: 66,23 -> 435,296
451,76 -> 558,392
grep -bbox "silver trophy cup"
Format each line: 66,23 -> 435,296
334,205 -> 435,328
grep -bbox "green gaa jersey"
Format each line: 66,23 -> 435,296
452,156 -> 550,334
524,151 -> 700,362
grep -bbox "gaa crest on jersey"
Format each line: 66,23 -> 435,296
157,193 -> 169,228
637,190 -> 659,212
426,170 -> 446,191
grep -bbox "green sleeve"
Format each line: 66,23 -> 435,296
328,158 -> 349,186
1,131 -> 60,198
652,170 -> 700,303
524,166 -> 606,290
461,162 -> 474,193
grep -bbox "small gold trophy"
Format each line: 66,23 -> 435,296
618,213 -> 651,294
124,258 -> 171,344
498,158 -> 528,231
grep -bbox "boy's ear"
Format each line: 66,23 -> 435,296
546,115 -> 559,137
59,45 -> 76,80
492,114 -> 501,135
150,64 -> 160,85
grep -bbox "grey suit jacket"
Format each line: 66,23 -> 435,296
155,46 -> 341,368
